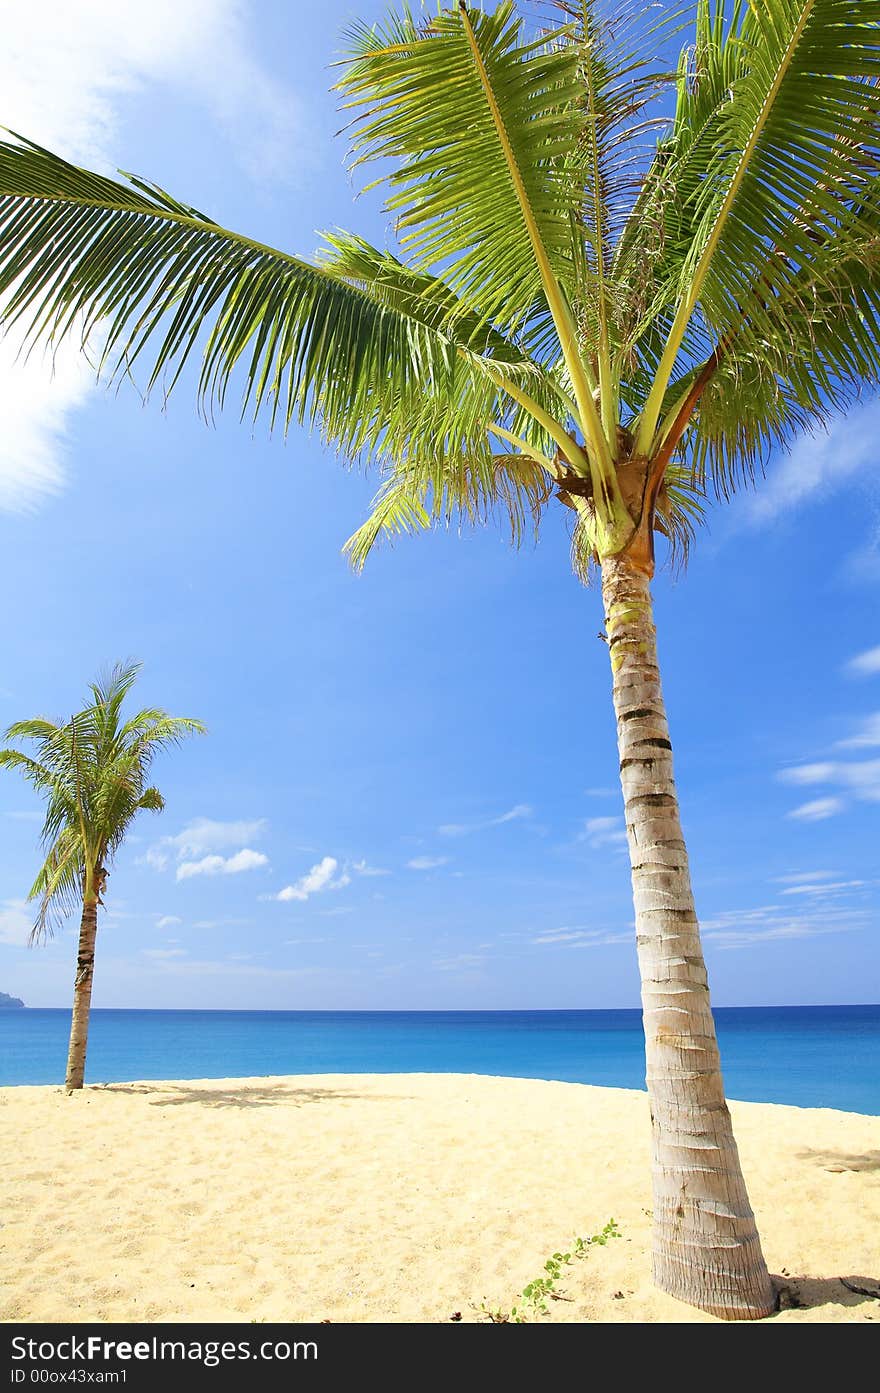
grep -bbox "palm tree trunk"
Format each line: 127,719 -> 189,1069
65,897 -> 98,1091
600,551 -> 775,1320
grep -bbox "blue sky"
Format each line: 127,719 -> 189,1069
0,0 -> 878,1010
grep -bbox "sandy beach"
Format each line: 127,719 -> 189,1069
1,1073 -> 878,1324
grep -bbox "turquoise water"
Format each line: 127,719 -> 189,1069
1,1005 -> 878,1113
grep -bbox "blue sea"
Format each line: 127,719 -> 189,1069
1,1005 -> 878,1113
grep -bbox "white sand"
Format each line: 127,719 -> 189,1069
1,1073 -> 878,1323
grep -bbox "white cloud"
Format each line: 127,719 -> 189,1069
846,645 -> 880,678
0,899 -> 32,946
780,757 -> 880,813
701,899 -> 867,950
0,337 -> 96,513
787,797 -> 846,822
275,856 -> 350,902
781,880 -> 866,896
531,926 -> 630,948
845,536 -> 880,586
432,953 -> 486,972
406,856 -> 449,871
532,928 -> 593,944
155,817 -> 267,861
0,0 -> 303,516
156,915 -> 182,929
780,762 -> 837,785
836,713 -> 880,750
222,849 -> 268,874
177,848 -> 268,881
838,760 -> 880,798
745,399 -> 880,525
774,870 -> 837,884
352,859 -> 390,878
146,817 -> 268,876
133,955 -> 314,982
582,816 -> 629,850
438,804 -> 533,837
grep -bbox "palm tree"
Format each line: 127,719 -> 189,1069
0,0 -> 877,1317
0,663 -> 204,1090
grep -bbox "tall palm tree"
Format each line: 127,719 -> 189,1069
0,0 -> 877,1316
0,663 -> 204,1090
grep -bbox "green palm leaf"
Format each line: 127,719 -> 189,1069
635,0 -> 880,452
0,663 -> 204,940
2,2 -> 880,573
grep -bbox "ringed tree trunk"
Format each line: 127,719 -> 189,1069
65,896 -> 99,1091
600,550 -> 775,1320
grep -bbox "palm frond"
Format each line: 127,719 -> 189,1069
635,0 -> 880,452
29,826 -> 84,943
0,664 -> 203,934
3,2 -> 880,574
339,3 -> 584,345
342,475 -> 432,572
0,137 -> 506,458
344,445 -> 553,571
137,787 -> 166,813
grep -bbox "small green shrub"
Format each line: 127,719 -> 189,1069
481,1219 -> 621,1322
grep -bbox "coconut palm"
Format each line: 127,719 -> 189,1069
1,0 -> 878,1316
0,663 -> 204,1089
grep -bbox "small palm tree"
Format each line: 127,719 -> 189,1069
0,662 -> 204,1090
1,0 -> 878,1317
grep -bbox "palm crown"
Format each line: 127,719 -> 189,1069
0,662 -> 205,939
0,0 -> 878,577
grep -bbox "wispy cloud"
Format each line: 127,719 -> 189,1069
275,856 -> 350,903
407,856 -> 449,871
149,817 -> 267,866
156,915 -> 182,929
0,810 -> 42,822
352,859 -> 390,878
846,645 -> 880,678
787,797 -> 846,822
780,758 -> 880,816
177,848 -> 268,881
0,899 -> 31,946
438,804 -> 532,837
744,400 -> 880,526
133,955 -> 314,982
780,762 -> 837,785
774,870 -> 837,884
701,899 -> 867,950
582,816 -> 628,850
0,327 -> 97,514
835,713 -> 880,750
142,947 -> 187,960
531,926 -> 630,948
0,0 -> 304,516
781,879 -> 866,896
532,928 -> 593,944
146,817 -> 268,875
432,952 -> 486,972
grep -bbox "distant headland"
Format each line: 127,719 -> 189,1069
0,991 -> 25,1010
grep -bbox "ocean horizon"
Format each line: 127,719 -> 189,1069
2,1003 -> 878,1114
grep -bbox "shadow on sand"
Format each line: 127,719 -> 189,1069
795,1147 -> 880,1174
773,1273 -> 880,1315
96,1082 -> 409,1110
